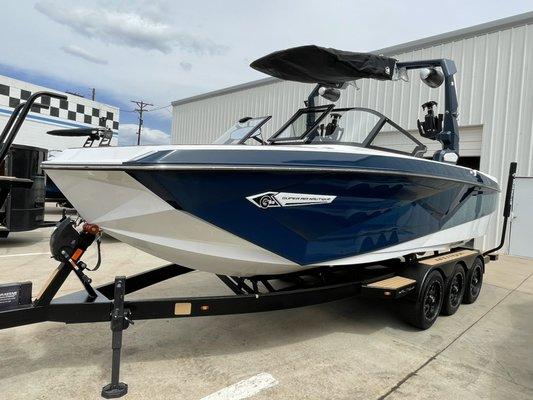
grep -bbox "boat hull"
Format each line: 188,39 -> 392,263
129,169 -> 497,265
43,145 -> 499,276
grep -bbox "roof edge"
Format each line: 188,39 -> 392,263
172,11 -> 533,107
172,77 -> 279,106
375,11 -> 533,56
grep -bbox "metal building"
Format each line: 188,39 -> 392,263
171,12 -> 533,252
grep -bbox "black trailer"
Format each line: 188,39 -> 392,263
0,143 -> 48,237
0,92 -> 68,237
0,91 -> 114,237
0,163 -> 516,398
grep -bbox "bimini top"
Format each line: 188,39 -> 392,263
250,45 -> 397,85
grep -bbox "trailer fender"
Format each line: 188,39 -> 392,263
400,249 -> 482,303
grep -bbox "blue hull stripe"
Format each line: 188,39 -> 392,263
127,149 -> 499,191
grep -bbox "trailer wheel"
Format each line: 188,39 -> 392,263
441,263 -> 465,316
463,257 -> 483,304
406,270 -> 444,330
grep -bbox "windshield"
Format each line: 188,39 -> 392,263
309,108 -> 425,156
270,107 -> 426,156
213,116 -> 270,145
308,108 -> 425,156
308,109 -> 381,144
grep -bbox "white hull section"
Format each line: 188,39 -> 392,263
46,168 -> 493,276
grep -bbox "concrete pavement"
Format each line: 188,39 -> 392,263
0,221 -> 532,399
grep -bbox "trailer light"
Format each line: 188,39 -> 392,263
174,303 -> 192,315
72,248 -> 83,261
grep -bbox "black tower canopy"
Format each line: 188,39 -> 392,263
250,45 -> 397,85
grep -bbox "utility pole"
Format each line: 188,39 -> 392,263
91,88 -> 96,101
131,100 -> 153,145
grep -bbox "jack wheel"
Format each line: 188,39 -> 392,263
463,257 -> 483,304
405,270 -> 444,330
441,263 -> 465,315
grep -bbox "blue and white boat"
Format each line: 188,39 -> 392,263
42,46 -> 499,277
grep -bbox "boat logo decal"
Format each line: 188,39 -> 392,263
246,192 -> 336,209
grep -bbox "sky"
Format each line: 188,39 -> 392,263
1,1 -> 531,145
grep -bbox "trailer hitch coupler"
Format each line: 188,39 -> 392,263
83,223 -> 101,235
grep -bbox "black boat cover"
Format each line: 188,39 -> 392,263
250,45 -> 397,85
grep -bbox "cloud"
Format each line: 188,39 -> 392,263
61,44 -> 108,65
137,0 -> 170,23
179,61 -> 192,71
35,1 -> 228,55
118,123 -> 170,146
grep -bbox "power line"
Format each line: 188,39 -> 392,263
120,104 -> 170,113
146,104 -> 171,112
130,100 -> 154,145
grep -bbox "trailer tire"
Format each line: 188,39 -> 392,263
405,270 -> 444,330
463,257 -> 483,304
441,263 -> 465,316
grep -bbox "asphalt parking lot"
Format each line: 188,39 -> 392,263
1,215 -> 532,399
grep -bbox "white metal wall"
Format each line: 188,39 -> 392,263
0,75 -> 119,151
508,177 -> 533,258
172,19 -> 533,250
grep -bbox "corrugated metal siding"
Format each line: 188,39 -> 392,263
172,21 -> 533,251
173,80 -> 317,144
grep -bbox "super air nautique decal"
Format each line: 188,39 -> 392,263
246,192 -> 336,209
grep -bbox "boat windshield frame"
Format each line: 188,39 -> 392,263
214,115 -> 272,145
267,104 -> 335,143
268,106 -> 427,157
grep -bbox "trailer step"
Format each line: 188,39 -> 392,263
418,249 -> 478,266
362,276 -> 416,299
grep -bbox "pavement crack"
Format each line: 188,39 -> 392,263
494,358 -> 518,385
377,270 -> 533,400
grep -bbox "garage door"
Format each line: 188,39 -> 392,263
509,177 -> 533,259
378,124 -> 483,157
